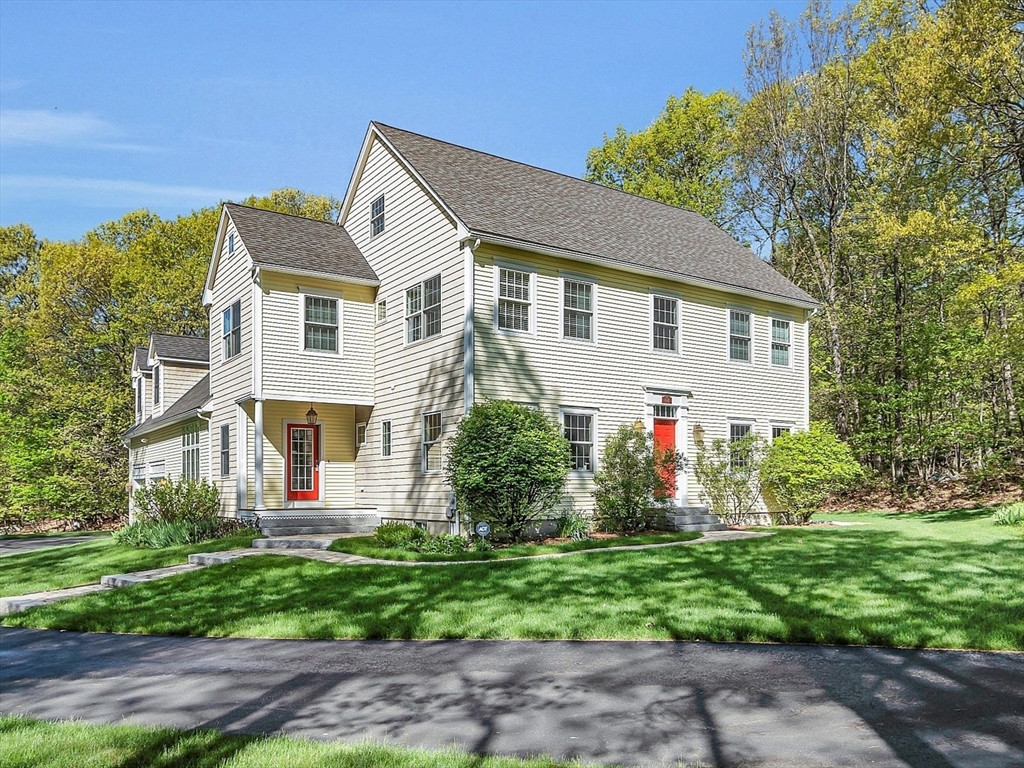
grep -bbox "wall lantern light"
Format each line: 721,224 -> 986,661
306,404 -> 318,425
693,422 -> 705,445
633,418 -> 645,433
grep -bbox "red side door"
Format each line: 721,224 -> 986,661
286,424 -> 320,501
653,418 -> 676,499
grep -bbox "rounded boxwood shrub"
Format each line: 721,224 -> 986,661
760,422 -> 864,525
446,400 -> 571,541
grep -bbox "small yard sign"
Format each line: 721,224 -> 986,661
474,521 -> 491,537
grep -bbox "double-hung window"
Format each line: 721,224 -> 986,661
381,420 -> 392,458
376,298 -> 387,323
370,195 -> 385,237
222,300 -> 241,360
652,295 -> 679,352
771,425 -> 791,441
771,318 -> 791,366
563,411 -> 595,473
219,424 -> 230,477
303,295 -> 340,353
422,412 -> 442,472
562,278 -> 595,341
152,366 -> 161,406
497,267 -> 532,332
406,274 -> 441,343
729,423 -> 753,469
182,423 -> 201,481
729,309 -> 751,362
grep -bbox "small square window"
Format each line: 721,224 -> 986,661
771,425 -> 791,440
729,310 -> 751,362
356,423 -> 367,447
370,195 -> 385,237
381,420 -> 392,458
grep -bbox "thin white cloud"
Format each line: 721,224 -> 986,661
0,174 -> 251,208
0,109 -> 154,151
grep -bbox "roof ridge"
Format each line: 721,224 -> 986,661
371,121 -> 706,219
150,332 -> 207,340
224,202 -> 341,227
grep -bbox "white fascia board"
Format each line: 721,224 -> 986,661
257,264 -> 379,288
260,391 -> 375,407
204,206 -> 231,306
127,408 -> 210,440
156,357 -> 210,367
472,233 -> 822,312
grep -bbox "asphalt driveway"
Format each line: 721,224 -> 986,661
0,627 -> 1020,768
0,535 -> 105,557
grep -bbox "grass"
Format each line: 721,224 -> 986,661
328,530 -> 702,561
5,507 -> 1022,650
0,716 -> 605,768
0,532 -> 258,597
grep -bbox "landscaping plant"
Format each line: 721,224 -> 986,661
993,501 -> 1024,527
446,400 -> 571,541
760,423 -> 864,525
554,506 -> 592,540
692,433 -> 766,524
372,521 -> 469,554
114,478 -> 233,548
593,424 -> 680,533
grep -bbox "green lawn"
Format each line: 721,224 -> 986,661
0,716 -> 601,768
0,533 -> 258,597
328,531 -> 702,561
4,508 -> 1022,650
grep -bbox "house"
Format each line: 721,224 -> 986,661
125,122 -> 819,533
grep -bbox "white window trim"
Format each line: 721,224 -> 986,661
770,422 -> 794,441
375,297 -> 388,324
222,300 -> 242,362
422,411 -> 442,473
152,365 -> 162,411
650,291 -> 682,355
560,407 -> 598,477
381,419 -> 392,458
728,421 -> 754,470
726,304 -> 755,365
297,286 -> 344,356
219,423 -> 230,477
559,273 -> 598,345
181,423 -> 202,481
370,194 -> 385,238
228,233 -> 235,254
493,261 -> 536,337
404,274 -> 443,347
355,422 -> 367,448
769,312 -> 794,369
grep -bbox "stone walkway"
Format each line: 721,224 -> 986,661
0,530 -> 768,616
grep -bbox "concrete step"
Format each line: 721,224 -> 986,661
188,551 -> 252,566
260,523 -> 377,536
663,514 -> 723,525
252,536 -> 339,550
673,523 -> 729,532
100,563 -> 204,588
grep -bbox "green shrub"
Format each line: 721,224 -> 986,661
993,502 -> 1024,527
555,507 -> 592,540
415,533 -> 469,555
760,423 -> 864,525
446,400 -> 571,541
692,433 -> 766,524
593,424 -> 680,533
132,478 -> 221,523
374,521 -> 427,549
112,517 -> 238,549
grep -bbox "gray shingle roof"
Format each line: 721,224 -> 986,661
124,374 -> 210,440
374,123 -> 818,307
151,334 -> 209,364
225,203 -> 378,284
133,347 -> 152,373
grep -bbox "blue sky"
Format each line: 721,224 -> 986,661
0,0 -> 811,241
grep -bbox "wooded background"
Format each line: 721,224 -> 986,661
1,0 -> 1020,526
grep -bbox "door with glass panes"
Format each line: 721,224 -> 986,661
286,423 -> 320,501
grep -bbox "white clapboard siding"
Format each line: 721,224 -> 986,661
343,136 -> 464,524
259,272 -> 375,404
156,362 -> 207,414
473,243 -> 810,514
128,418 -> 210,486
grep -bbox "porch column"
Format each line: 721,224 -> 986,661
254,399 -> 265,510
675,404 -> 689,507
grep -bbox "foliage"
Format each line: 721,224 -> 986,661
993,502 -> 1024,527
416,533 -> 469,555
761,423 -> 864,524
112,518 -> 225,549
446,400 -> 571,541
692,434 -> 766,524
554,506 -> 592,540
132,478 -> 221,524
585,88 -> 741,228
593,424 -> 680,533
372,522 -> 468,555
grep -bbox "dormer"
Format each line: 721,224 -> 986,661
147,334 -> 210,418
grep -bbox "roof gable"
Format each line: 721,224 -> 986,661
123,374 -> 210,440
372,123 -> 818,308
149,334 -> 209,364
132,347 -> 152,374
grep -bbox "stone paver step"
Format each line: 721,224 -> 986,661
252,536 -> 341,550
0,583 -> 111,616
100,563 -> 204,588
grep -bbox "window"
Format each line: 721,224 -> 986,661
376,298 -> 387,323
228,233 -> 235,254
222,300 -> 241,360
355,422 -> 367,447
652,295 -> 679,352
132,464 -> 146,483
497,267 -> 532,332
729,423 -> 752,468
381,420 -> 392,457
303,295 -> 340,352
563,411 -> 595,473
220,424 -> 230,477
182,423 -> 201,480
149,460 -> 166,480
422,412 -> 442,472
370,195 -> 385,237
771,318 -> 791,366
771,425 -> 791,441
152,366 -> 161,405
406,274 -> 441,343
562,278 -> 594,341
729,309 -> 751,362
653,404 -> 677,419
135,379 -> 143,419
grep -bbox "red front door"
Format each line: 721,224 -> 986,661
286,424 -> 320,501
653,418 -> 677,499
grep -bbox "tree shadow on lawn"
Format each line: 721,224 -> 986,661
8,527 -> 1024,651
